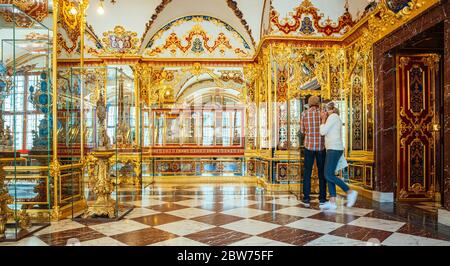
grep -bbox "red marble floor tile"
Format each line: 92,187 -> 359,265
196,203 -> 236,212
250,213 -> 302,225
397,224 -> 450,241
38,227 -> 105,246
74,219 -> 111,226
111,227 -> 178,246
329,225 -> 393,242
191,213 -> 244,226
159,196 -> 193,202
247,203 -> 284,211
308,212 -> 359,224
132,213 -> 184,226
185,227 -> 251,246
258,227 -> 323,245
118,195 -> 143,201
147,203 -> 189,212
364,211 -> 405,222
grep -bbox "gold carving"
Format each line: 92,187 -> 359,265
399,57 -> 410,68
422,54 -> 440,69
57,0 -> 88,54
368,0 -> 435,43
411,183 -> 424,194
83,150 -> 116,218
99,26 -> 140,56
0,156 -> 32,238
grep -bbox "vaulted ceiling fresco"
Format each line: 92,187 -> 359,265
53,0 -> 378,59
1,0 -> 394,60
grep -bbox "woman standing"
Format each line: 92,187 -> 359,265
319,102 -> 358,210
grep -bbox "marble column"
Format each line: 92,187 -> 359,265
443,16 -> 450,211
373,49 -> 396,193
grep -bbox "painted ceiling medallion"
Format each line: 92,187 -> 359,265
100,26 -> 140,55
270,0 -> 355,36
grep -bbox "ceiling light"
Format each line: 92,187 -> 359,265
97,0 -> 105,15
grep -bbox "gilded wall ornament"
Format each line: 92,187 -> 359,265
57,0 -> 86,54
270,0 -> 355,36
0,0 -> 48,27
368,0 -> 433,43
144,16 -> 252,58
100,26 -> 140,56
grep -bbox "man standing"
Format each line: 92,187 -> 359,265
299,95 -> 326,207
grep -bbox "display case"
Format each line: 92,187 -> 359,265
0,4 -> 51,241
68,66 -> 133,221
113,65 -> 141,187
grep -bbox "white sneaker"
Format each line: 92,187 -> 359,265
300,200 -> 310,208
319,201 -> 337,210
346,190 -> 358,208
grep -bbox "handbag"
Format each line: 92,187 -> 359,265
335,153 -> 348,172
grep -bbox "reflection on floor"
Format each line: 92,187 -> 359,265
2,183 -> 450,246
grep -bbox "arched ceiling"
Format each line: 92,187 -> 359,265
54,0 -> 377,59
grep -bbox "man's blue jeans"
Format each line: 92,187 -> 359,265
303,149 -> 326,203
325,149 -> 350,197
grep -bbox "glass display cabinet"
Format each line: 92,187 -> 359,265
68,66 -> 133,221
0,4 -> 51,241
114,65 -> 141,187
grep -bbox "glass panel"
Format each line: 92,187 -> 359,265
202,111 -> 214,146
0,4 -> 51,241
222,111 -> 231,146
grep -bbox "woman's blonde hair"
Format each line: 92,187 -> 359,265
326,102 -> 340,115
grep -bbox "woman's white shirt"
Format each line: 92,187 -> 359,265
319,113 -> 344,150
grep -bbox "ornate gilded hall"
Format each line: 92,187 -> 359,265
1,0 -> 450,247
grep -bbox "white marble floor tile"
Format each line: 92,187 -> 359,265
149,237 -> 208,246
271,197 -> 302,206
221,207 -> 268,218
81,237 -> 128,246
166,208 -> 215,219
34,219 -> 85,236
325,206 -> 374,216
220,199 -> 257,207
0,236 -> 49,246
229,236 -> 292,246
125,208 -> 160,219
221,219 -> 280,235
349,217 -> 405,232
285,218 -> 344,234
305,235 -> 368,246
275,207 -> 321,217
382,233 -> 450,246
130,199 -> 166,207
175,199 -> 214,207
155,220 -> 215,236
90,220 -> 150,236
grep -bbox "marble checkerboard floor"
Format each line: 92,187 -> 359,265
2,184 -> 450,246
